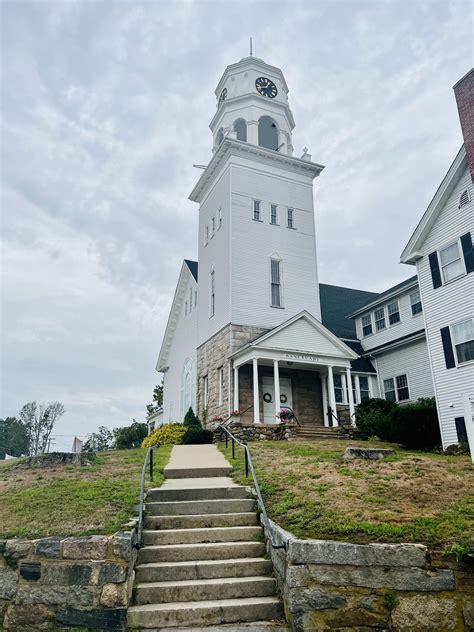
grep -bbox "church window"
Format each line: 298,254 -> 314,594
362,314 -> 372,336
333,374 -> 344,404
410,289 -> 422,315
270,204 -> 278,225
270,259 -> 282,307
180,359 -> 194,418
211,216 -> 215,237
287,208 -> 295,228
387,300 -> 400,325
234,118 -> 247,142
203,375 -> 209,408
258,116 -> 279,150
374,308 -> 386,331
209,269 -> 215,317
253,200 -> 261,221
217,366 -> 225,405
459,189 -> 470,208
204,225 -> 209,246
218,208 -> 222,229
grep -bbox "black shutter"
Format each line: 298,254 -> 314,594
429,251 -> 442,288
440,326 -> 456,369
455,417 -> 468,443
461,232 -> 474,273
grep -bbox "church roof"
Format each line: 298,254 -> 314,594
184,259 -> 198,281
319,283 -> 379,340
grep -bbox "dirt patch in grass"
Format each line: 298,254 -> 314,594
0,446 -> 172,539
220,439 -> 474,550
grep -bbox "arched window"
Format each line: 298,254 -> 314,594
234,118 -> 247,142
258,116 -> 278,151
216,128 -> 224,146
180,359 -> 195,419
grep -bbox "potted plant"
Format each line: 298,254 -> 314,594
277,407 -> 295,423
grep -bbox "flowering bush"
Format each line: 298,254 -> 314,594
277,407 -> 295,422
210,415 -> 224,423
230,410 -> 241,416
141,423 -> 187,448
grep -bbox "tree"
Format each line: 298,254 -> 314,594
19,401 -> 65,456
183,407 -> 201,429
83,426 -> 114,452
0,417 -> 30,459
113,419 -> 148,449
146,381 -> 163,416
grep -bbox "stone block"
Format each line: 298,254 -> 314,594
42,562 -> 93,585
288,539 -> 427,567
110,531 -> 132,561
464,597 -> 474,628
4,539 -> 31,567
62,535 -> 108,560
303,564 -> 455,591
34,536 -> 61,558
342,447 -> 395,460
0,566 -> 17,600
287,586 -> 346,613
4,603 -> 54,629
98,563 -> 128,585
19,561 -> 41,581
100,582 -> 128,607
391,595 -> 457,631
56,607 -> 127,630
16,583 -> 97,607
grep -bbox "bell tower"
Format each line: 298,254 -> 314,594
210,56 -> 295,156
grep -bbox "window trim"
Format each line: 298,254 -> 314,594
449,317 -> 474,366
287,207 -> 295,229
374,307 -> 386,331
437,238 -> 466,285
270,203 -> 278,225
410,289 -> 423,317
384,373 -> 410,402
211,216 -> 215,238
270,257 -> 283,308
217,207 -> 222,230
203,375 -> 209,409
253,199 -> 262,222
217,366 -> 224,406
209,268 -> 215,318
387,300 -> 401,326
204,225 -> 209,246
361,314 -> 373,337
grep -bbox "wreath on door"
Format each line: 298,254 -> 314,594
280,394 -> 288,404
263,393 -> 272,403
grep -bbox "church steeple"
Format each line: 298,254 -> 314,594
210,57 -> 295,156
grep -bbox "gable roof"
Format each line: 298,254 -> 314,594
348,275 -> 418,318
400,146 -> 467,263
184,259 -> 198,281
344,340 -> 376,373
319,283 -> 379,339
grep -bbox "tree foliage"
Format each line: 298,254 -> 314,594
114,419 -> 148,450
146,381 -> 163,416
83,426 -> 114,452
183,407 -> 201,429
0,417 -> 30,459
19,401 -> 65,456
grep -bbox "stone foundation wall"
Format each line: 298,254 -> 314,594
265,519 -> 473,631
213,421 -> 298,443
0,531 -> 136,631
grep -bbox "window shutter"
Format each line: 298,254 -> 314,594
429,251 -> 442,288
460,232 -> 474,273
440,326 -> 456,369
455,417 -> 468,443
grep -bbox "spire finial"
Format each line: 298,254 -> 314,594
250,37 -> 253,56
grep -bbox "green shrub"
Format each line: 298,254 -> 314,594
141,423 -> 186,448
182,428 -> 214,445
354,398 -> 396,441
183,407 -> 201,429
390,397 -> 441,450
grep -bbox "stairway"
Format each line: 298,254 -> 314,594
127,445 -> 289,631
295,425 -> 349,440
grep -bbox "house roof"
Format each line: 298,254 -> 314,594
319,283 -> 379,339
343,340 -> 377,373
348,275 -> 418,318
184,259 -> 198,281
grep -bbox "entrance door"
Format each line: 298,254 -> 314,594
262,376 -> 293,424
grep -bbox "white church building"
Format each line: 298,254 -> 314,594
156,58 -> 474,450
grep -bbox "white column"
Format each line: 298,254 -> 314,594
346,367 -> 356,426
247,120 -> 259,145
327,365 -> 338,427
322,375 -> 329,427
233,366 -> 239,411
355,375 -> 361,405
273,360 -> 280,421
253,358 -> 260,423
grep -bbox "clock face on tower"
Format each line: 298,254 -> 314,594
218,88 -> 227,107
255,77 -> 278,98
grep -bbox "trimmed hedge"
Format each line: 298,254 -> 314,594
182,428 -> 214,444
354,398 -> 397,441
141,423 -> 186,448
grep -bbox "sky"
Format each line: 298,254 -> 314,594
1,0 -> 472,449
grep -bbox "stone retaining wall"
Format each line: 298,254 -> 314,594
0,531 -> 136,631
265,519 -> 473,631
213,421 -> 297,443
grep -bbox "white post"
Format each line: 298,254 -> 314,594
247,120 -> 259,145
233,366 -> 239,412
327,365 -> 338,427
253,358 -> 260,423
463,393 -> 474,465
346,367 -> 356,426
273,360 -> 280,422
322,375 -> 329,427
355,375 -> 361,405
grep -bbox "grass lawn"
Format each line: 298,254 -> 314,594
0,446 -> 172,539
218,438 -> 474,551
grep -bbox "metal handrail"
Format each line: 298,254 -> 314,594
135,443 -> 160,548
216,424 -> 286,550
327,406 -> 354,436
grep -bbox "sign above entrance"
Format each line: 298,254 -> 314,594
285,353 -> 320,362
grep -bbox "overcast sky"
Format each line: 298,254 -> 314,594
1,0 -> 471,448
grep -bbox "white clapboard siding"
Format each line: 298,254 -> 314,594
374,338 -> 434,403
258,317 -> 348,357
416,164 -> 474,448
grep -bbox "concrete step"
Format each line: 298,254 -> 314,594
142,526 -> 262,546
164,466 -> 232,479
146,498 -> 255,516
147,486 -> 249,502
135,576 -> 276,605
144,512 -> 258,530
138,541 -> 266,564
135,558 -> 273,583
127,596 -> 284,628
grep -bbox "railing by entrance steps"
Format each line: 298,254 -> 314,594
135,442 -> 160,548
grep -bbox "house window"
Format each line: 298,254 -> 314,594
211,216 -> 215,237
439,240 -> 464,283
383,378 -> 396,402
451,318 -> 474,364
253,200 -> 261,221
203,375 -> 209,408
217,366 -> 224,405
218,208 -> 222,229
287,208 -> 294,228
209,269 -> 215,317
359,376 -> 370,402
384,374 -> 409,402
204,225 -> 209,246
362,314 -> 372,336
387,301 -> 400,325
270,259 -> 282,307
374,308 -> 386,331
270,204 -> 278,225
410,289 -> 422,315
459,189 -> 470,208
396,374 -> 410,401
334,374 -> 344,404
